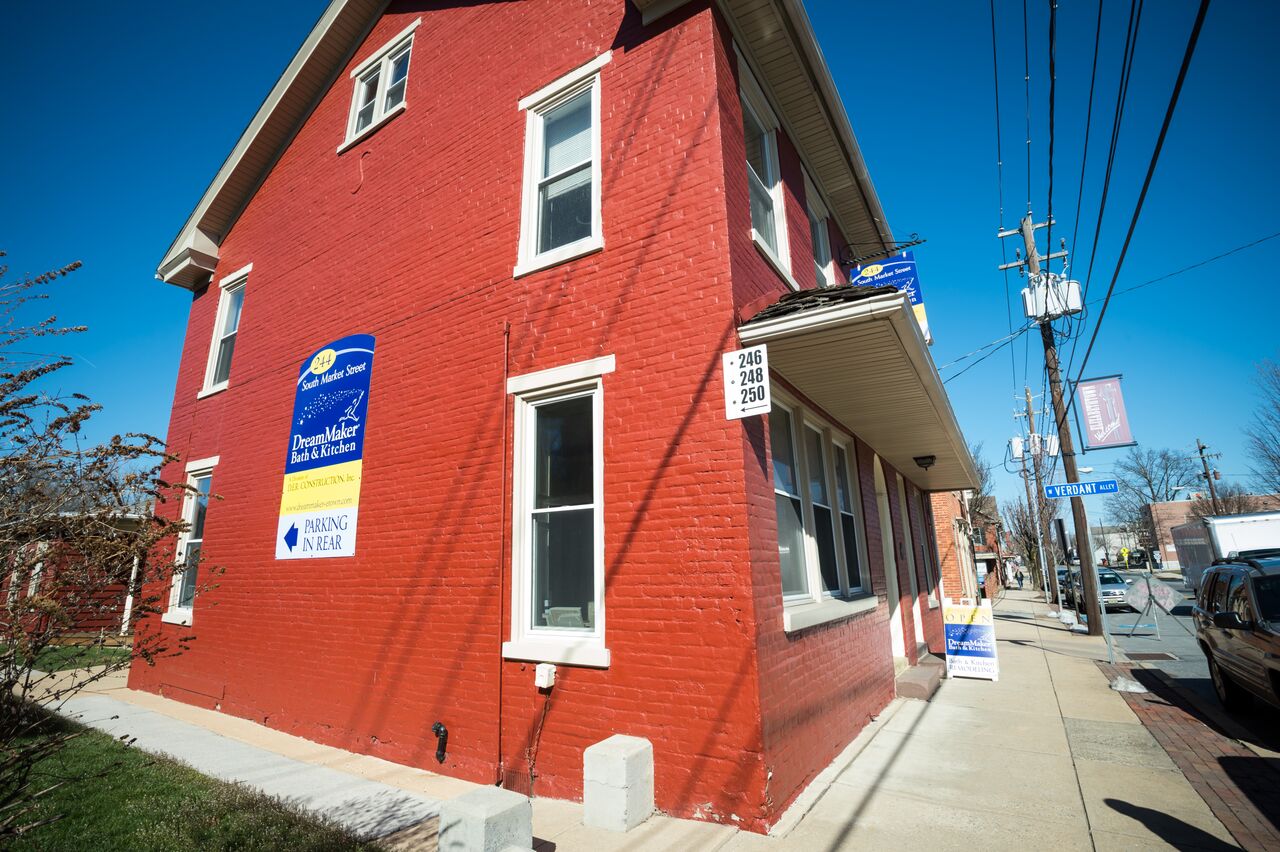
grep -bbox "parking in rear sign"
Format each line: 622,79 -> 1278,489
1044,479 -> 1118,499
723,345 -> 771,420
276,334 -> 376,559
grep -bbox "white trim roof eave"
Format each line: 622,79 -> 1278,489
739,291 -> 979,492
774,0 -> 895,251
156,0 -> 384,289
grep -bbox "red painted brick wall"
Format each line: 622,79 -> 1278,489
931,491 -> 977,601
133,0 -> 943,834
132,0 -> 784,829
712,12 -> 934,823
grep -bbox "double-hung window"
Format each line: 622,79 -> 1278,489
505,355 -> 613,668
340,19 -> 419,150
805,173 -> 837,288
739,58 -> 789,278
164,457 -> 217,626
770,395 -> 871,631
515,52 -> 610,276
200,264 -> 249,397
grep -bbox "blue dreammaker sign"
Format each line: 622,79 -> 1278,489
1044,479 -> 1118,499
276,334 -> 376,559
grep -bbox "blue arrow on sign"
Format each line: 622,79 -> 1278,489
1044,479 -> 1119,499
283,523 -> 299,551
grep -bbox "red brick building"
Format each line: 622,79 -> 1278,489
134,0 -> 975,832
930,491 -> 980,601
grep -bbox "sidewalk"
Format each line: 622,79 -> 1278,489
53,589 -> 1240,849
719,588 -> 1236,851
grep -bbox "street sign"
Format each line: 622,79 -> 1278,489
276,334 -> 376,560
1044,479 -> 1118,499
723,345 -> 771,420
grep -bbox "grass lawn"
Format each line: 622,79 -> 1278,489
33,644 -> 132,672
11,716 -> 384,851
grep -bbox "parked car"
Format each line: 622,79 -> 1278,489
1193,558 -> 1280,712
1065,568 -> 1132,611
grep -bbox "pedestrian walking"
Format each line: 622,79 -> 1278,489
1016,569 -> 1025,590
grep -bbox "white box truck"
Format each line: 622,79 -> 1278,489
1171,511 -> 1280,593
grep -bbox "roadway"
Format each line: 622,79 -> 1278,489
1106,567 -> 1280,753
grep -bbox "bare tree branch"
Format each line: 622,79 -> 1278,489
0,254 -> 199,839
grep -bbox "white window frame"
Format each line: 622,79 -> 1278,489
162,456 -> 219,626
514,52 -> 611,278
338,18 -> 421,153
738,53 -> 792,286
199,264 -> 250,398
771,391 -> 874,632
504,355 -> 614,668
805,172 -> 838,288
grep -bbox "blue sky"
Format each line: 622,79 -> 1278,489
2,1 -> 1276,523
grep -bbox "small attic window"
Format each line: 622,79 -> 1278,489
339,18 -> 420,152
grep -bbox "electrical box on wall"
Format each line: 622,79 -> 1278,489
535,662 -> 556,689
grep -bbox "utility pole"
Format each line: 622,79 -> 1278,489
1024,387 -> 1060,604
1000,212 -> 1103,636
1018,451 -> 1051,598
1196,438 -> 1223,515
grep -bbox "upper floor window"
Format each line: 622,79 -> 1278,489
805,173 -> 838,288
739,60 -> 789,277
201,264 -> 249,397
340,19 -> 420,151
515,52 -> 611,277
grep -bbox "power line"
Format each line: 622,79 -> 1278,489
1023,0 -> 1033,214
943,328 -> 1033,385
1064,0 -> 1143,386
938,322 -> 1036,371
1090,230 -> 1280,303
1049,0 -> 1212,481
990,0 -> 1019,398
1070,0 -> 1104,262
1046,0 -> 1058,270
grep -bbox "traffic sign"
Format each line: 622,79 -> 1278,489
1044,479 -> 1118,499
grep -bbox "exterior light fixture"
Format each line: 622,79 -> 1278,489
913,455 -> 936,470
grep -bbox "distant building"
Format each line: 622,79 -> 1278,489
1142,495 -> 1280,570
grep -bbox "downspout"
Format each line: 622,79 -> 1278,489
496,321 -> 511,785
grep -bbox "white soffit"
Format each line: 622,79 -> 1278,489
157,0 -> 385,288
740,292 -> 978,491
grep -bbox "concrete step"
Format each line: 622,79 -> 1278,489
895,655 -> 944,702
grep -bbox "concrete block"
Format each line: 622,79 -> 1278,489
583,735 -> 653,832
437,786 -> 532,852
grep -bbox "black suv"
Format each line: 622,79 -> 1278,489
1193,558 -> 1280,712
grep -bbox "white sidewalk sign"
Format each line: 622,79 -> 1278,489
942,598 -> 1000,681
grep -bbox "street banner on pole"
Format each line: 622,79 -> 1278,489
851,251 -> 931,343
1076,375 -> 1136,450
942,600 -> 999,681
276,333 -> 376,559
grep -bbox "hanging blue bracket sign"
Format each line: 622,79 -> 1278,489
1044,479 -> 1118,499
